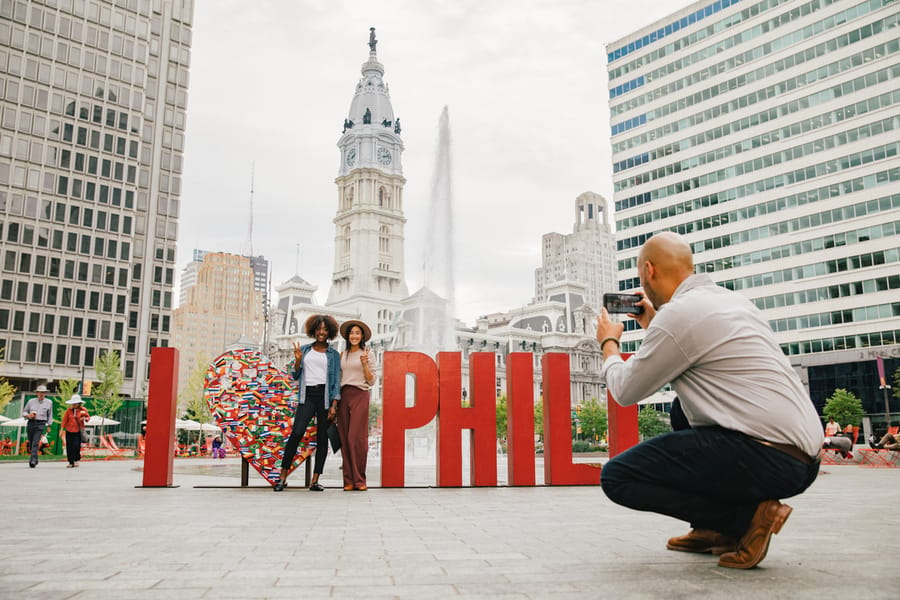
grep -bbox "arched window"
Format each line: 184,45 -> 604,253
344,188 -> 353,210
378,187 -> 385,207
379,225 -> 390,253
343,226 -> 351,254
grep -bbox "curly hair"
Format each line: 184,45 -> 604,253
305,314 -> 339,340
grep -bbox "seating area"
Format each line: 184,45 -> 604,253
0,439 -> 15,455
858,448 -> 900,467
858,425 -> 900,468
820,426 -> 858,465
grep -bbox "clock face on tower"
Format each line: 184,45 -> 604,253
377,147 -> 392,165
346,148 -> 356,166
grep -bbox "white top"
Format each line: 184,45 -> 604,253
303,349 -> 328,386
601,274 -> 822,458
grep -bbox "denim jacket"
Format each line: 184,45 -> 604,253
292,344 -> 341,409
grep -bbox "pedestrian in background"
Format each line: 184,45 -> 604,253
61,395 -> 90,467
22,385 -> 54,468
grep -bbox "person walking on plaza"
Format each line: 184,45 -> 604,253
22,385 -> 54,468
60,394 -> 90,467
595,232 -> 822,569
274,314 -> 341,492
338,320 -> 376,491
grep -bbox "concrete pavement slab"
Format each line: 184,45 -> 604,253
1,457 -> 897,599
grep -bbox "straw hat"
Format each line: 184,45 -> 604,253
66,394 -> 83,405
340,319 -> 372,343
35,385 -> 48,393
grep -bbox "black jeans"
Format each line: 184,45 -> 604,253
601,419 -> 819,539
65,430 -> 83,464
281,386 -> 330,475
26,420 -> 46,466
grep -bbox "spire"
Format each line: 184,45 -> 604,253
343,27 -> 397,135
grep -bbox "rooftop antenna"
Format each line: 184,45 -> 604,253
246,163 -> 255,257
295,243 -> 301,275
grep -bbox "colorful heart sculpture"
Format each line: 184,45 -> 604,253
204,348 -> 316,485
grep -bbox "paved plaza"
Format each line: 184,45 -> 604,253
1,455 -> 897,599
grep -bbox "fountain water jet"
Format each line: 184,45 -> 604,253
393,106 -> 457,357
388,107 -> 460,477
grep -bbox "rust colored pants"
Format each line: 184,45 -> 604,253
337,385 -> 370,488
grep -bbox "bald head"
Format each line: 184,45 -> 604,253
640,232 -> 694,276
638,232 -> 695,307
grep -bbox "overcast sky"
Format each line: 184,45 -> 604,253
179,0 -> 689,324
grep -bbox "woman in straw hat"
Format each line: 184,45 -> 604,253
274,314 -> 341,492
338,320 -> 376,491
61,394 -> 90,467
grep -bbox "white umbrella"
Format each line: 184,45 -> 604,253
175,419 -> 201,430
200,422 -> 221,433
85,415 -> 120,426
1,417 -> 29,454
638,390 -> 677,405
0,415 -> 10,423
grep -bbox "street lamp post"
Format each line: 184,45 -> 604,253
876,356 -> 892,427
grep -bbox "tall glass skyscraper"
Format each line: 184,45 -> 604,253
0,0 -> 194,397
608,0 -> 900,412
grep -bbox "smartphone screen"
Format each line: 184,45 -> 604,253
603,293 -> 644,315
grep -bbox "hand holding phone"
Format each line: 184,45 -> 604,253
603,293 -> 644,316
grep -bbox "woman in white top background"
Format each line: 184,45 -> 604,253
337,320 -> 376,491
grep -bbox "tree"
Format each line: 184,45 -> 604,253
495,394 -> 508,443
893,366 -> 900,401
368,400 -> 382,432
578,398 -> 608,442
822,388 -> 864,428
534,399 -> 544,439
0,348 -> 16,415
181,355 -> 212,423
638,405 -> 672,440
53,378 -> 80,423
92,350 -> 124,438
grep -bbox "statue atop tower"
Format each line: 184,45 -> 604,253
368,27 -> 377,53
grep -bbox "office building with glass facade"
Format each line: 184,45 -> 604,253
608,0 -> 900,416
0,0 -> 194,397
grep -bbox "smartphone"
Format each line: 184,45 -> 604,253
603,293 -> 644,315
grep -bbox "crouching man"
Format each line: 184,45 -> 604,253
596,232 -> 821,569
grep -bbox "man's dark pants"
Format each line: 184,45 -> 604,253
600,400 -> 819,539
25,420 -> 46,467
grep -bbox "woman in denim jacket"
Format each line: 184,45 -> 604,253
274,314 -> 342,492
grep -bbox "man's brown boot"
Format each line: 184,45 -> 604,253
718,500 -> 792,569
666,529 -> 738,555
